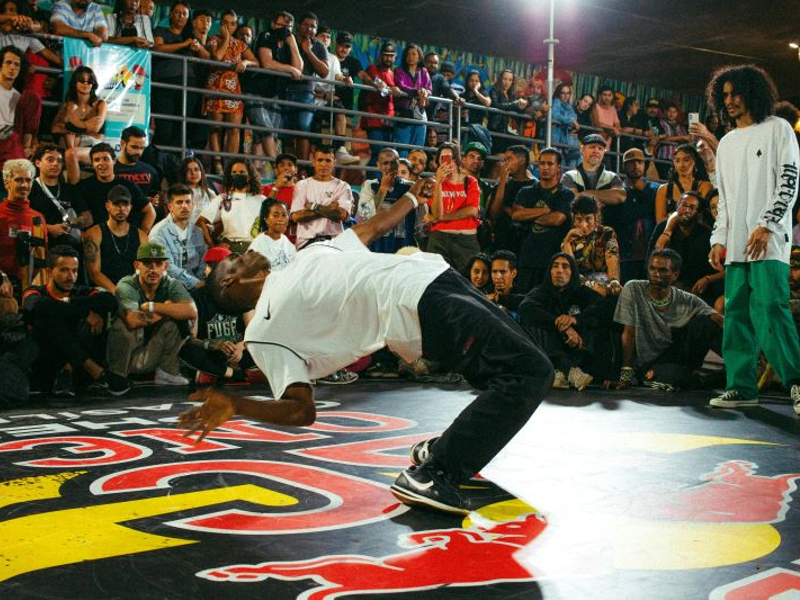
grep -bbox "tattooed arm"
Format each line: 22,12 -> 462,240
82,226 -> 117,293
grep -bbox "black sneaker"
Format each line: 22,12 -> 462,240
93,370 -> 132,396
390,463 -> 470,515
52,367 -> 75,397
409,436 -> 439,466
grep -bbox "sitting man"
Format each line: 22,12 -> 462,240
22,244 -> 125,396
520,252 -> 611,391
654,191 -> 723,306
486,249 -> 524,317
609,248 -> 723,391
561,133 -> 625,207
106,241 -> 197,390
70,142 -> 155,232
0,158 -> 48,297
791,246 -> 800,336
356,147 -> 415,253
29,144 -> 92,252
82,185 -> 147,293
148,183 -> 207,290
179,176 -> 554,516
290,144 -> 353,249
560,194 -> 622,298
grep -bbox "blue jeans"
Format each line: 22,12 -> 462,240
393,122 -> 426,157
283,90 -> 315,134
366,128 -> 393,166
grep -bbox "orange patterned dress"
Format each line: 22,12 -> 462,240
203,36 -> 246,115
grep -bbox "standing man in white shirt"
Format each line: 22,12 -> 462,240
707,64 -> 800,412
290,144 -> 353,248
179,175 -> 554,516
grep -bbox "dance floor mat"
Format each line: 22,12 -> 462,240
1,381 -> 799,599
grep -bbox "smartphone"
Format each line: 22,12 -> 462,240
388,158 -> 399,172
441,154 -> 453,165
688,112 -> 700,127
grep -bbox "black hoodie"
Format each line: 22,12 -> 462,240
519,252 -> 606,332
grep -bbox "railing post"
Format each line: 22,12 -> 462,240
454,102 -> 461,147
181,55 -> 188,157
447,100 -> 453,143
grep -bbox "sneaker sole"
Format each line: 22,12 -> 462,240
389,484 -> 470,515
106,387 -> 131,396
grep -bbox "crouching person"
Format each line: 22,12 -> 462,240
519,252 -> 614,391
107,242 -> 198,390
22,245 -> 123,396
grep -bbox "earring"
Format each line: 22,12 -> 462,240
134,269 -> 141,276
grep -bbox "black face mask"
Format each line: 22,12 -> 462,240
230,174 -> 249,190
272,26 -> 291,41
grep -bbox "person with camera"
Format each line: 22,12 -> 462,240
0,158 -> 47,297
356,147 -> 416,253
424,142 -> 481,273
29,144 -> 91,252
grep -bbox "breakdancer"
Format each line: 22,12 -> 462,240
179,176 -> 553,514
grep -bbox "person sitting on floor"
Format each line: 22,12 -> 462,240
560,194 -> 623,298
106,241 -> 197,392
82,184 -> 147,294
22,244 -> 126,396
519,252 -> 613,391
465,252 -> 492,294
485,249 -> 525,317
148,183 -> 208,291
607,248 -> 723,391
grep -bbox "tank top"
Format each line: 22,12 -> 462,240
99,221 -> 140,286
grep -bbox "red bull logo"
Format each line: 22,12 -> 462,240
198,511 -> 547,598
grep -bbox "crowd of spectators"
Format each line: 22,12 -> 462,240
0,3 -> 798,409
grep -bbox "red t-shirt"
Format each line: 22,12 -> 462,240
0,200 -> 47,281
361,65 -> 395,130
261,183 -> 296,243
430,176 -> 481,232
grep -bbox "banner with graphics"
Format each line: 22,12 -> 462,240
61,38 -> 151,152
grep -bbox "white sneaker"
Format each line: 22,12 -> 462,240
335,146 -> 360,165
553,370 -> 569,389
791,384 -> 800,416
709,390 -> 758,408
155,368 -> 190,386
568,366 -> 593,392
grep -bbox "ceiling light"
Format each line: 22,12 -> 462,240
790,42 -> 799,49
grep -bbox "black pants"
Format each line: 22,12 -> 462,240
417,269 -> 554,481
30,318 -> 104,388
643,314 -> 722,375
528,326 -> 593,373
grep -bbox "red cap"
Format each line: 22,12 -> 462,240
203,247 -> 232,263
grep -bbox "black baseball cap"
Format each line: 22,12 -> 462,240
107,185 -> 132,204
336,31 -> 353,45
380,42 -> 397,54
275,153 -> 298,166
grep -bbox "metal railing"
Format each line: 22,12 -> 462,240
29,31 -> 675,179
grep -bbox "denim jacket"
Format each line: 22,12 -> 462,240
149,217 -> 207,289
551,99 -> 579,147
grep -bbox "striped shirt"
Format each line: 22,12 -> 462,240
50,0 -> 107,33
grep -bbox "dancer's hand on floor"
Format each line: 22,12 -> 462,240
179,389 -> 237,442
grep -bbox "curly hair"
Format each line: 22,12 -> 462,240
669,143 -> 710,183
222,159 -> 261,196
706,64 -> 777,128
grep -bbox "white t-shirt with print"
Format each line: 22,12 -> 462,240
247,233 -> 297,271
200,192 -> 265,242
245,229 -> 448,398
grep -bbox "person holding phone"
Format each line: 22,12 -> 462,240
357,148 -> 418,253
424,142 -> 481,273
261,153 -> 298,244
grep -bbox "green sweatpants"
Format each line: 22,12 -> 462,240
723,261 -> 800,398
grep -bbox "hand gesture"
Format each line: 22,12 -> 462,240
179,388 -> 237,442
691,276 -> 709,296
235,60 -> 247,73
435,163 -> 452,183
554,314 -> 577,333
379,169 -> 396,191
746,226 -> 771,261
86,310 -> 105,335
86,32 -> 103,47
563,327 -> 583,348
0,275 -> 13,298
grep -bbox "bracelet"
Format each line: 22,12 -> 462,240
148,301 -> 155,313
203,340 -> 210,350
661,232 -> 671,238
404,192 -> 419,209
620,367 -> 636,385
309,202 -> 318,213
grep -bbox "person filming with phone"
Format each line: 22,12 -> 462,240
424,142 -> 481,273
356,147 -> 419,253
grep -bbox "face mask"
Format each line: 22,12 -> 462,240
273,26 -> 290,41
230,174 -> 249,190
